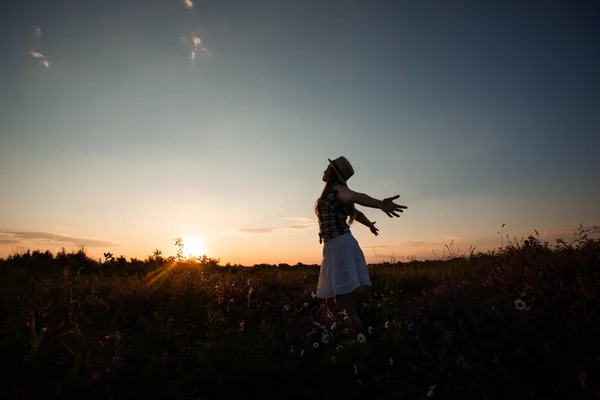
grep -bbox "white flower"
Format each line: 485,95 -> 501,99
368,326 -> 373,335
313,342 -> 319,349
390,357 -> 394,366
514,298 -> 527,311
408,323 -> 414,331
283,305 -> 290,312
331,356 -> 337,364
321,333 -> 330,344
357,333 -> 366,343
385,321 -> 389,329
336,344 -> 344,352
303,302 -> 309,308
390,290 -> 394,294
300,349 -> 305,356
427,384 -> 436,397
289,345 -> 294,353
354,364 -> 358,375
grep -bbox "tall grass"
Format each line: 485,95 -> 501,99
0,228 -> 598,399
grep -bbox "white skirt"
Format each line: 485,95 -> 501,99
316,233 -> 371,298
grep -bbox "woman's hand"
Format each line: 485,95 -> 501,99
380,195 -> 407,218
369,221 -> 379,236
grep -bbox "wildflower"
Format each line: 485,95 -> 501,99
331,356 -> 337,364
390,357 -> 394,366
357,333 -> 366,343
300,349 -> 305,356
283,305 -> 290,312
514,299 -> 527,311
368,326 -> 373,335
313,342 -> 319,349
336,344 -> 344,352
427,384 -> 436,397
385,321 -> 389,329
321,333 -> 330,344
289,345 -> 294,353
303,302 -> 309,308
408,323 -> 414,331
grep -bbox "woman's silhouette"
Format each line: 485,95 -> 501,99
315,156 -> 407,335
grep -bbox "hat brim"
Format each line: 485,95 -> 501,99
328,158 -> 346,183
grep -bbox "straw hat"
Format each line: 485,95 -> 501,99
328,156 -> 354,183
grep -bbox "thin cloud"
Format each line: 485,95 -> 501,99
192,35 -> 201,48
236,228 -> 274,234
179,35 -> 187,43
191,34 -> 212,56
406,241 -> 430,247
232,217 -> 318,235
30,51 -> 44,58
43,60 -> 51,68
184,0 -> 193,9
1,232 -> 121,248
190,50 -> 196,60
34,27 -> 42,37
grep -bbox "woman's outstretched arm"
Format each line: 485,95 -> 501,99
354,209 -> 372,227
354,209 -> 379,236
337,186 -> 407,217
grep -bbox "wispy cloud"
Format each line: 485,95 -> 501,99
182,33 -> 212,61
236,228 -> 274,234
228,217 -> 318,235
0,232 -> 121,248
34,27 -> 42,37
30,50 -> 51,68
184,0 -> 193,9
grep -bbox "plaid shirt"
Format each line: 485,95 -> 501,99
317,183 -> 353,243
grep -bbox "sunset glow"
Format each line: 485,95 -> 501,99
183,236 -> 206,258
0,0 -> 598,266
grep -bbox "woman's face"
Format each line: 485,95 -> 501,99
322,165 -> 332,182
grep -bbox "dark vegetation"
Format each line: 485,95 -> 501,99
1,226 -> 599,399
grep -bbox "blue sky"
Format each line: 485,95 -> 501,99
1,0 -> 599,264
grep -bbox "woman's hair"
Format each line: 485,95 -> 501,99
314,169 -> 356,225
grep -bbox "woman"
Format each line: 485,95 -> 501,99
315,156 -> 407,334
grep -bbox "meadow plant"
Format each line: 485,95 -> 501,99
0,229 -> 598,398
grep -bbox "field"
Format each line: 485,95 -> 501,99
1,228 -> 599,399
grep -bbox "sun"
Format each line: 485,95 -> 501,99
182,236 -> 206,257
